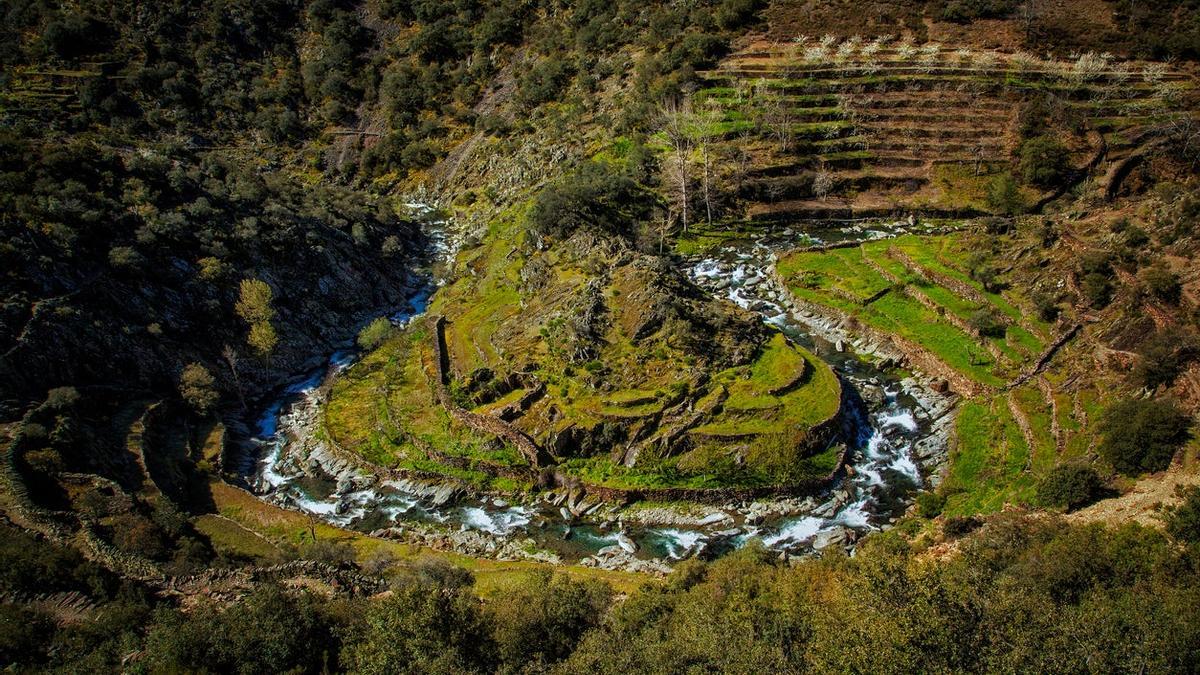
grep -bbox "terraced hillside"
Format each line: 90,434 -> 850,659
774,224 -> 1147,516
322,200 -> 845,497
694,37 -> 1194,222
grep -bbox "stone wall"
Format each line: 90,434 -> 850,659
427,315 -> 548,467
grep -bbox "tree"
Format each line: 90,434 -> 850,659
1098,398 -> 1192,475
1133,329 -> 1197,390
1140,265 -> 1181,303
237,278 -> 278,359
488,570 -> 612,671
236,278 -> 275,325
357,317 -> 392,351
144,585 -> 334,674
1019,135 -> 1070,188
344,581 -> 494,674
1164,485 -> 1200,543
1036,463 -> 1103,511
178,363 -> 218,415
987,173 -> 1025,215
248,321 -> 279,359
660,98 -> 696,234
968,309 -> 1007,338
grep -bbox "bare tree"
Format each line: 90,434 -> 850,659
660,98 -> 696,233
222,344 -> 246,411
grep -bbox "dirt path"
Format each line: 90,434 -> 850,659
1066,465 -> 1200,528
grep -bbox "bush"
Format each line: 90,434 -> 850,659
943,515 -> 982,538
1034,291 -> 1060,323
968,309 -> 1007,338
1133,329 -> 1197,390
986,173 -> 1025,216
1141,265 -> 1182,304
1019,135 -> 1071,188
1036,463 -> 1103,511
917,491 -> 947,518
1098,398 -> 1192,475
144,585 -> 334,674
940,0 -> 1018,22
1164,485 -> 1200,543
1077,252 -> 1114,308
357,317 -> 393,351
528,161 -> 654,240
344,579 -> 493,673
488,570 -> 611,671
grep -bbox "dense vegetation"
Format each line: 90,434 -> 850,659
6,513 -> 1200,673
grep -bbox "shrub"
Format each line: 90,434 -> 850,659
986,173 -> 1025,215
917,491 -> 947,518
144,585 -> 333,674
1140,265 -> 1182,304
1164,485 -> 1200,543
344,579 -> 493,673
488,570 -> 612,671
1036,463 -> 1104,511
943,515 -> 982,538
1098,398 -> 1192,475
357,317 -> 393,351
528,161 -> 653,240
1077,252 -> 1114,308
940,0 -> 1018,22
1034,291 -> 1060,323
1133,329 -> 1197,390
1019,135 -> 1071,188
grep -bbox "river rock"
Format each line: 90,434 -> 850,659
616,532 -> 638,554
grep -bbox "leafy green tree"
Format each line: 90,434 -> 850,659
528,161 -> 654,240
1036,463 -> 1103,511
487,570 -> 611,671
178,363 -> 218,414
344,580 -> 494,674
1099,398 -> 1192,474
357,317 -> 393,351
235,278 -> 276,325
248,321 -> 279,359
986,172 -> 1025,215
1019,135 -> 1071,188
1141,264 -> 1182,303
144,585 -> 334,674
968,309 -> 1007,338
1164,485 -> 1200,543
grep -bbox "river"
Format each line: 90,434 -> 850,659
239,214 -> 955,571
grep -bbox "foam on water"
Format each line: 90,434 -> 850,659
458,506 -> 532,536
879,410 -> 918,432
763,516 -> 823,547
649,529 -> 708,559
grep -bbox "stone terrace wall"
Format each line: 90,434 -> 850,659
427,315 -> 548,467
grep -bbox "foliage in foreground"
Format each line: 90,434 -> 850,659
5,515 -> 1200,673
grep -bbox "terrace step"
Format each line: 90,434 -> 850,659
856,123 -> 1008,141
853,111 -> 1012,126
747,198 -> 983,223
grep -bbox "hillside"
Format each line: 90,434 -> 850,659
2,1 -> 1200,672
